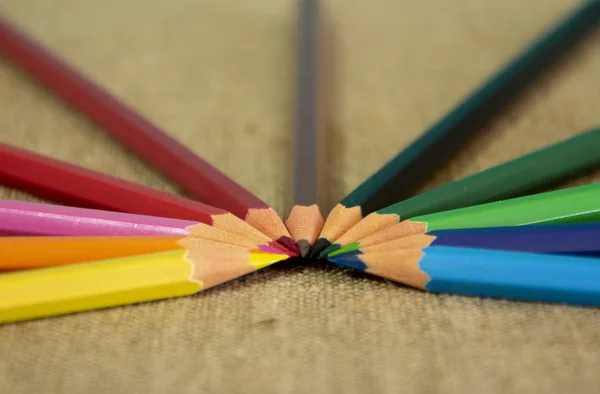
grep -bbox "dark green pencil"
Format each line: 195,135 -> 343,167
321,127 -> 600,256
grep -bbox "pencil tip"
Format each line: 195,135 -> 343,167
330,242 -> 361,257
327,254 -> 367,271
310,238 -> 331,258
319,243 -> 340,258
296,240 -> 312,257
277,236 -> 301,256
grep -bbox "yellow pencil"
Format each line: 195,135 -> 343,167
0,249 -> 287,323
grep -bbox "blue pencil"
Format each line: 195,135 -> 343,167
329,246 -> 600,306
428,223 -> 600,256
328,222 -> 600,259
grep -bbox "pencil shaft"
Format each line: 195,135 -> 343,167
0,236 -> 183,270
342,1 -> 600,214
0,143 -> 225,223
292,0 -> 321,207
0,17 -> 267,218
422,246 -> 600,306
0,199 -> 195,236
429,223 -> 600,256
0,250 -> 200,323
379,127 -> 600,218
418,182 -> 600,232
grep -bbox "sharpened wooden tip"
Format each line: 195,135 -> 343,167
296,240 -> 312,258
358,250 -> 430,289
329,249 -> 430,289
320,212 -> 400,256
311,204 -> 363,257
285,204 -> 325,257
334,212 -> 400,246
211,212 -> 273,244
310,238 -> 331,258
360,234 -> 437,254
326,220 -> 429,258
360,220 -> 428,247
245,207 -> 299,255
188,250 -> 289,290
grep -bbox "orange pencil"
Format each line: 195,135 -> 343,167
0,236 -> 281,271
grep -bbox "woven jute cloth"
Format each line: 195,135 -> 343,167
1,0 -> 600,392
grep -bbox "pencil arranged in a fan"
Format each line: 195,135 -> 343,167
319,127 -> 600,256
0,17 -> 298,255
328,246 -> 600,307
0,248 -> 289,323
0,235 -> 284,271
0,144 -> 296,255
285,0 -> 326,257
0,199 -> 292,257
328,222 -> 600,261
332,182 -> 600,256
310,1 -> 600,257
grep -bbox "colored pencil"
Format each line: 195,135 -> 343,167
328,246 -> 600,306
320,128 -> 600,256
310,1 -> 600,257
0,249 -> 288,323
0,199 -> 293,256
335,182 -> 600,255
328,222 -> 600,260
0,144 -> 296,255
285,0 -> 326,257
0,235 -> 282,271
0,17 -> 297,255
0,236 -> 182,271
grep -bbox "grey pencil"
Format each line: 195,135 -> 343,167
285,0 -> 326,257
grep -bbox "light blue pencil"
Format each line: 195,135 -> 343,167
330,246 -> 600,306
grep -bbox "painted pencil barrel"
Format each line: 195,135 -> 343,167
419,182 -> 600,233
422,246 -> 600,306
428,223 -> 600,256
0,250 -> 201,323
379,127 -> 600,220
0,200 -> 196,236
0,236 -> 185,271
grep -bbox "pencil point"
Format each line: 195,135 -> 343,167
309,204 -> 363,258
310,238 -> 331,258
329,242 -> 361,257
319,243 -> 340,258
296,239 -> 312,257
277,236 -> 301,256
327,254 -> 367,270
284,204 -> 325,257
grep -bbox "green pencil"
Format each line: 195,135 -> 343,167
333,182 -> 600,256
320,127 -> 600,256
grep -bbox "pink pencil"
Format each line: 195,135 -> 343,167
0,200 -> 290,255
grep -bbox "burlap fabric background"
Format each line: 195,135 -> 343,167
1,0 -> 600,392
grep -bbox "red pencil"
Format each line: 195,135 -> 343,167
0,16 -> 297,254
0,143 -> 295,256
